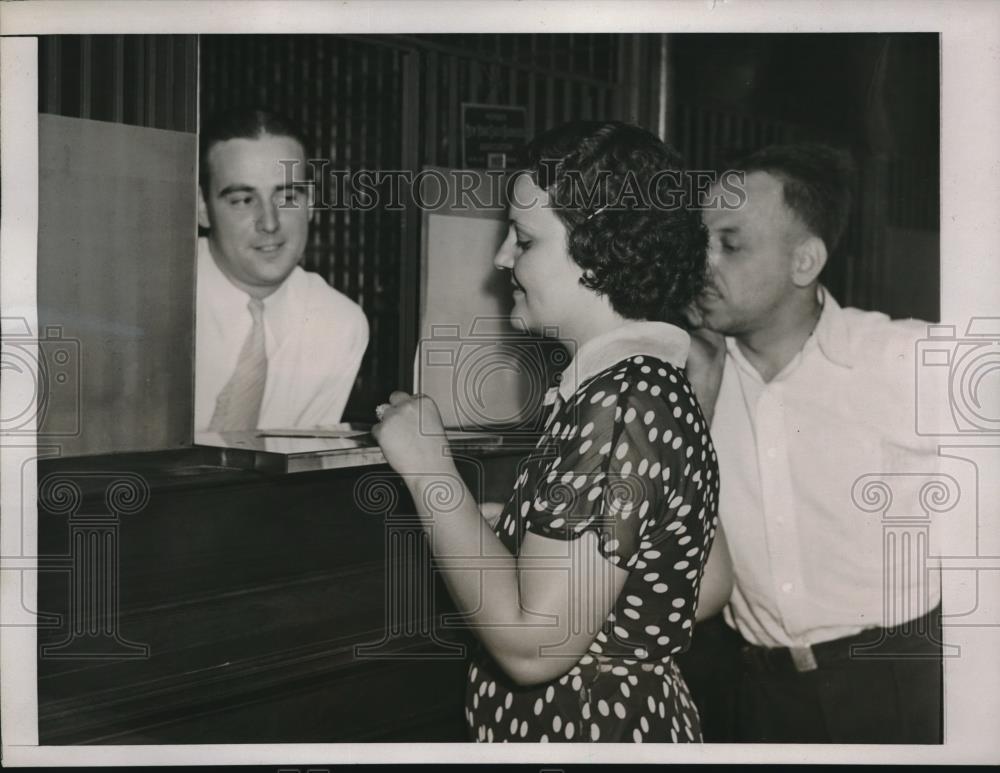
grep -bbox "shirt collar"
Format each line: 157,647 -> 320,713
554,321 -> 691,403
811,285 -> 855,369
198,236 -> 294,342
723,285 -> 855,380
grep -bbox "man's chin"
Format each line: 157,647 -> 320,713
241,265 -> 297,293
694,305 -> 729,334
248,253 -> 299,277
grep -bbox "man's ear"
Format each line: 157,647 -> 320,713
197,185 -> 212,231
306,180 -> 317,225
792,235 -> 828,288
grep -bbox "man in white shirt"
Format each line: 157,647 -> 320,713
685,143 -> 942,743
194,106 -> 368,432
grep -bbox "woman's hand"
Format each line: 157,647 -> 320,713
371,391 -> 451,478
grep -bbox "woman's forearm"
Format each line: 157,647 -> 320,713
404,466 -> 564,681
695,524 -> 733,621
406,465 -> 517,615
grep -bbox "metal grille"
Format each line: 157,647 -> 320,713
200,35 -> 407,419
38,35 -> 197,132
887,156 -> 940,231
412,34 -> 628,168
672,103 -> 798,171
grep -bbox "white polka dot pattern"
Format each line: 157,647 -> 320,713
465,355 -> 718,743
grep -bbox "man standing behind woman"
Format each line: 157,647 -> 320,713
374,121 -> 732,742
685,143 -> 944,743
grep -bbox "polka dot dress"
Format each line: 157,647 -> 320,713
466,355 -> 720,742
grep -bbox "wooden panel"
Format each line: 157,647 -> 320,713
37,114 -> 197,455
36,450 -> 526,744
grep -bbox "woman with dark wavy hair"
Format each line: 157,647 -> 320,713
374,121 -> 730,742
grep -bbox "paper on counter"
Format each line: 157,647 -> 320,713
257,425 -> 371,439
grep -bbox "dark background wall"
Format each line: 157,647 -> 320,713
39,35 -> 198,132
669,33 -> 940,324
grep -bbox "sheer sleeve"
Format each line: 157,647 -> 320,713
520,358 -> 694,570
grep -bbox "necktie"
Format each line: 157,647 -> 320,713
209,298 -> 267,432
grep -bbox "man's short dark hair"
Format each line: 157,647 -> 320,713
198,105 -> 307,193
736,142 -> 856,256
523,121 -> 708,326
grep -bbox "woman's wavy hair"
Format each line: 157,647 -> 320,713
522,121 -> 708,325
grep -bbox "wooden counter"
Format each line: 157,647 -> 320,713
36,436 -> 531,744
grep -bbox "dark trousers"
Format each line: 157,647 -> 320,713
677,611 -> 943,744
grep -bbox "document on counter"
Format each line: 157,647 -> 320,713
257,425 -> 371,439
257,426 -> 503,442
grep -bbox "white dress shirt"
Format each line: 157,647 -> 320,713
712,287 -> 941,648
195,237 -> 369,430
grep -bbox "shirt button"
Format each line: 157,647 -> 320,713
781,582 -> 794,594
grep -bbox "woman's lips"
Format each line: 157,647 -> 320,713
699,286 -> 722,303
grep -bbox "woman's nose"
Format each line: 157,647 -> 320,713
493,229 -> 516,270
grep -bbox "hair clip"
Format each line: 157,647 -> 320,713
586,205 -> 608,221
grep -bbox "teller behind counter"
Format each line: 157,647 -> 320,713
193,105 -> 369,435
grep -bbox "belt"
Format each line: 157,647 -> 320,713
739,607 -> 942,674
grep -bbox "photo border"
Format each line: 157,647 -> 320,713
2,0 -> 998,766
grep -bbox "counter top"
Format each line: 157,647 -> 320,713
194,429 -> 388,472
194,426 -> 538,473
36,427 -> 539,503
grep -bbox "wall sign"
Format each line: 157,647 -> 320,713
461,103 -> 528,170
